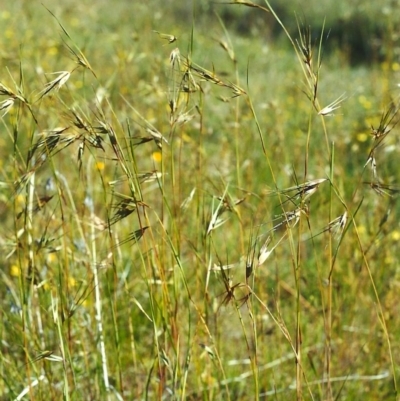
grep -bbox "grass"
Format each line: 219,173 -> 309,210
1,0 -> 400,400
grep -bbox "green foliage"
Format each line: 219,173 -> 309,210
1,1 -> 400,400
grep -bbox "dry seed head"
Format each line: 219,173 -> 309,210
180,188 -> 196,210
28,127 -> 68,164
86,132 -> 104,150
296,22 -> 313,70
216,195 -> 245,212
0,98 -> 14,116
145,127 -> 168,145
170,48 -> 181,67
114,226 -> 149,248
225,1 -> 270,13
180,68 -> 200,93
207,195 -> 229,235
90,214 -> 107,231
17,195 -> 54,220
270,205 -> 308,233
74,52 -> 94,74
137,171 -> 163,183
218,267 -> 241,307
62,40 -> 96,77
257,236 -> 272,266
211,262 -> 239,271
71,111 -> 88,130
199,343 -> 215,359
295,178 -> 327,200
318,93 -> 347,116
228,82 -> 247,97
364,181 -> 400,197
38,71 -> 71,99
207,215 -> 229,235
154,30 -> 177,44
169,99 -> 177,114
371,103 -> 398,139
190,64 -> 222,85
327,211 -> 347,237
215,38 -> 236,62
307,211 -> 347,241
109,198 -> 143,226
0,83 -> 15,97
174,110 -> 194,126
364,154 -> 377,177
258,232 -> 288,265
95,87 -> 108,104
184,58 -> 245,96
275,178 -> 327,205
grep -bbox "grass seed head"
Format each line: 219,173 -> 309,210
272,178 -> 327,205
364,181 -> 400,197
257,236 -> 272,267
170,48 -> 181,67
371,102 -> 399,139
325,211 -> 347,238
0,98 -> 14,116
318,93 -> 347,116
364,153 -> 378,177
63,41 -> 96,77
154,30 -> 177,44
0,83 -> 14,96
38,71 -> 71,99
270,205 -> 308,233
114,226 -> 149,248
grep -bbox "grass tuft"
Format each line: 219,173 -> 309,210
0,1 -> 399,400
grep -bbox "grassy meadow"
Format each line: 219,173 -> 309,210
1,0 -> 400,399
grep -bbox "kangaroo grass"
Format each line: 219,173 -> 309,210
1,1 -> 399,400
